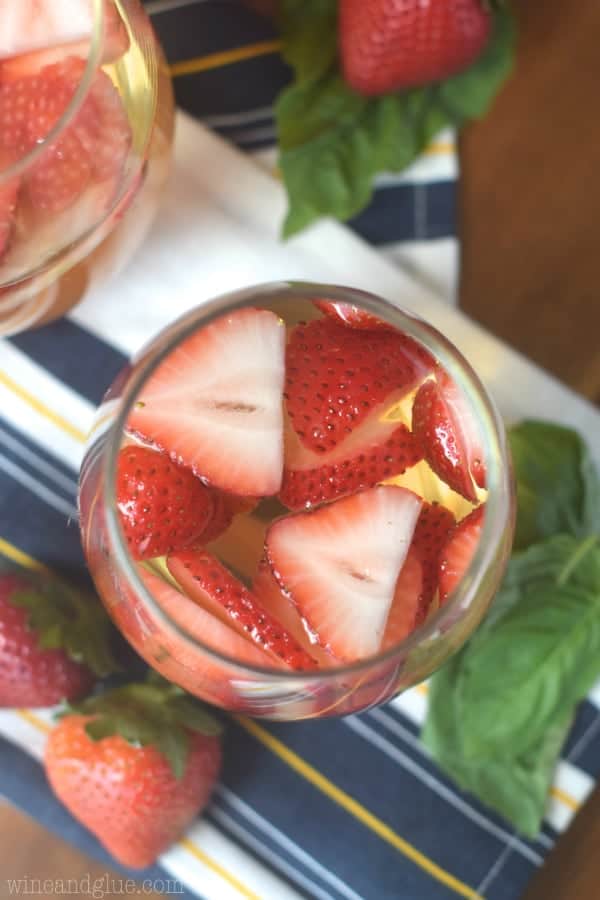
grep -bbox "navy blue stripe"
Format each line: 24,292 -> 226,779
151,1 -> 279,60
0,469 -> 86,582
174,54 -> 290,122
0,736 -> 200,898
225,719 -> 491,900
349,182 -> 457,246
205,808 -> 318,900
0,414 -> 79,478
9,320 -> 127,407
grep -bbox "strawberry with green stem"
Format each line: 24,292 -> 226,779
45,675 -> 222,869
0,569 -> 118,707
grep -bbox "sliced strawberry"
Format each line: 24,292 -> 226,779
167,551 -> 317,671
200,490 -> 258,545
252,559 -> 333,666
0,56 -> 130,214
266,485 -> 422,661
412,373 -> 486,502
314,299 -> 393,332
127,309 -> 286,497
116,446 -> 213,560
0,153 -> 19,259
412,500 -> 456,621
0,1 -> 129,69
438,505 -> 485,604
285,317 -> 434,456
139,568 -> 274,671
382,546 -> 423,650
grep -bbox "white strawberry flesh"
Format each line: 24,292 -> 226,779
0,1 -> 94,61
127,308 -> 286,498
266,485 -> 422,661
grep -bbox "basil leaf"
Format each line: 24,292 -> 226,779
509,420 -> 600,549
422,535 -> 600,835
278,0 -> 337,83
276,7 -> 515,236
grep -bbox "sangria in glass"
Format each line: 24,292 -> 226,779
79,283 -> 515,720
0,0 -> 174,335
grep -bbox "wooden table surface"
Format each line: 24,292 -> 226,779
1,0 -> 599,897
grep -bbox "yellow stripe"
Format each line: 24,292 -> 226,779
179,837 -> 260,900
14,711 -> 256,900
416,682 -> 429,696
170,40 -> 282,78
423,140 -> 455,157
551,786 -> 580,812
0,537 -> 52,574
0,369 -> 87,444
235,716 -> 481,900
17,709 -> 52,734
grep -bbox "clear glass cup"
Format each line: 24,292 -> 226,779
0,0 -> 174,335
79,283 -> 515,720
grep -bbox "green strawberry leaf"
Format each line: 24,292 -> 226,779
72,675 -> 223,779
7,572 -> 120,677
422,535 -> 600,835
276,6 -> 515,236
508,421 -> 600,550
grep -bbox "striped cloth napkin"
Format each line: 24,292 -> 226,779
1,3 -> 600,900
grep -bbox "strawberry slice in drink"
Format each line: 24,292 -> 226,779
314,298 -> 394,332
285,317 -> 434,455
127,309 -> 286,498
280,414 -> 423,510
0,150 -> 19,260
438,505 -> 485,604
381,546 -> 423,650
0,1 -> 129,71
252,559 -> 333,666
412,500 -> 456,621
266,485 -> 422,661
167,551 -> 317,671
116,446 -> 214,561
412,372 -> 486,502
138,568 -> 276,676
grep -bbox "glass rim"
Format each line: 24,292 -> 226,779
0,0 -> 105,183
91,281 -> 513,682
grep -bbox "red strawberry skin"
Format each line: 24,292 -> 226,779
285,317 -> 431,455
439,504 -> 485,604
382,546 -> 423,650
0,56 -> 130,214
200,490 -> 258,544
412,501 -> 456,621
340,0 -> 492,96
45,714 -> 221,870
167,551 -> 317,671
314,299 -> 393,332
412,377 -> 484,502
280,422 -> 423,509
0,575 -> 94,707
117,446 -> 214,560
0,162 -> 19,259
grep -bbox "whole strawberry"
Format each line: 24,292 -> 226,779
0,570 -> 118,707
340,0 -> 493,96
45,677 -> 222,869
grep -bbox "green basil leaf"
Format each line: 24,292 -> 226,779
423,535 -> 600,835
276,7 -> 515,236
278,0 -> 337,83
509,420 -> 600,549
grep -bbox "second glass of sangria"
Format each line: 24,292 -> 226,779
0,0 -> 174,335
79,283 -> 514,720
